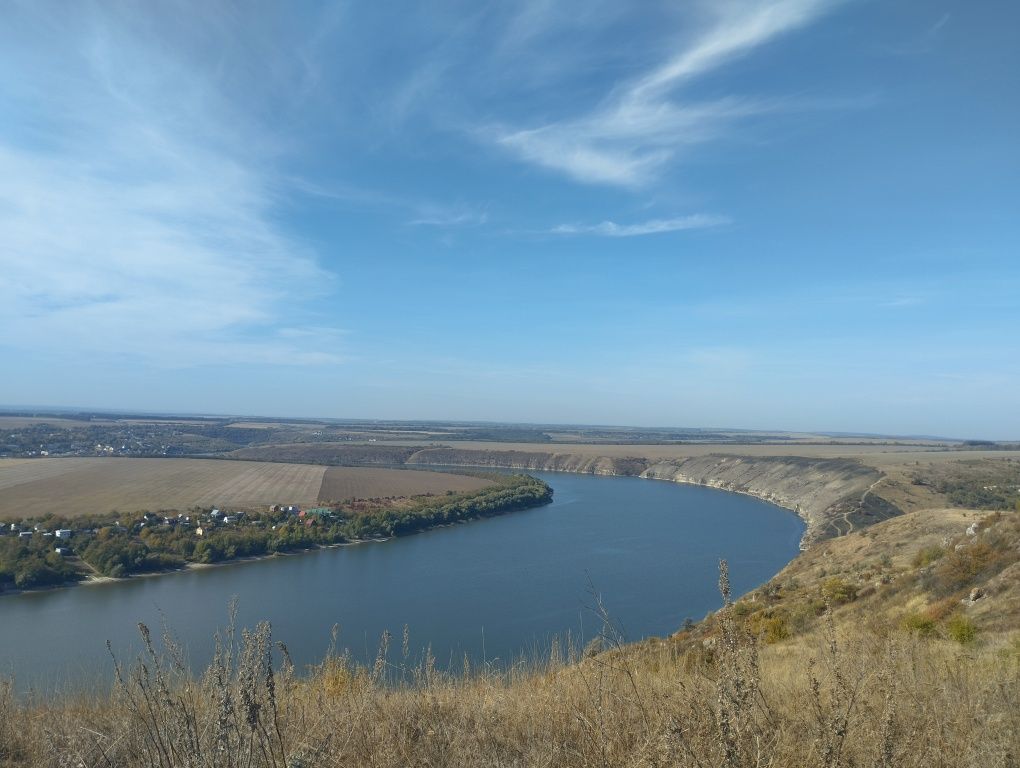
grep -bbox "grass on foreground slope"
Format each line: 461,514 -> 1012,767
2,551 -> 1018,768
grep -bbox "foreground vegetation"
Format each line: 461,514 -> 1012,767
1,562 -> 1016,767
0,474 -> 551,591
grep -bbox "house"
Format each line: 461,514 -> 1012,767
195,526 -> 205,537
54,547 -> 71,556
18,530 -> 32,539
55,529 -> 72,539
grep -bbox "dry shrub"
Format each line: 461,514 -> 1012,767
927,514 -> 1020,598
821,577 -> 858,605
912,545 -> 945,568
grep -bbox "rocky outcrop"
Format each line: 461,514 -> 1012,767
407,448 -> 901,548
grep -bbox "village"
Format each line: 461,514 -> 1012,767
1,502 -> 345,557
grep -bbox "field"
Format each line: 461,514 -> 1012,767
317,466 -> 489,501
0,459 -> 492,520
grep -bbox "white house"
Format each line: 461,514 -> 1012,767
55,529 -> 72,539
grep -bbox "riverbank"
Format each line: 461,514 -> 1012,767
0,474 -> 553,597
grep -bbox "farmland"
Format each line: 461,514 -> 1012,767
318,466 -> 489,501
0,458 -> 492,521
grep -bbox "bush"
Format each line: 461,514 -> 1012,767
762,616 -> 789,644
947,615 -> 978,644
902,612 -> 938,637
745,611 -> 790,643
912,545 -> 945,568
821,577 -> 858,605
928,539 -> 1011,597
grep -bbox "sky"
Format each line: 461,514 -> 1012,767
1,1 -> 1018,439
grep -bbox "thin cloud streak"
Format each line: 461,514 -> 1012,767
551,213 -> 730,237
493,0 -> 839,186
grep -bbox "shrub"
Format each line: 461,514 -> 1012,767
912,545 -> 945,568
926,597 -> 959,623
928,539 -> 1011,597
762,616 -> 789,644
902,612 -> 938,637
821,577 -> 858,605
947,615 -> 978,644
745,611 -> 790,644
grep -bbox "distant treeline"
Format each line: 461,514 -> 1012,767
0,474 -> 552,590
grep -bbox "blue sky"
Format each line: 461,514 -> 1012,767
1,1 -> 1018,438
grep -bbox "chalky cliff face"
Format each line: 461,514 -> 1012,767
405,449 -> 902,547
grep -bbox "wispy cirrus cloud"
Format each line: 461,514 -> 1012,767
493,0 -> 840,186
551,213 -> 730,237
0,4 -> 345,369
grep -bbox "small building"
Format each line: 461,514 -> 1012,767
195,526 -> 205,537
55,529 -> 72,540
55,547 -> 71,556
18,530 -> 32,539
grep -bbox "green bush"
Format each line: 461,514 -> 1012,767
902,612 -> 938,637
946,615 -> 978,644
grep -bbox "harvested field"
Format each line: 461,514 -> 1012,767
0,458 -> 325,519
317,466 -> 490,501
0,459 -> 496,520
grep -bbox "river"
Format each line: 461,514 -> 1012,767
0,471 -> 804,692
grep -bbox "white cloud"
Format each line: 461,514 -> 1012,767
0,5 -> 344,369
551,213 -> 730,237
494,0 -> 838,186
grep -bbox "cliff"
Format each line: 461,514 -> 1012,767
406,448 -> 902,547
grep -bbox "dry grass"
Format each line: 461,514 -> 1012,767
1,565 -> 1017,768
317,467 -> 490,502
